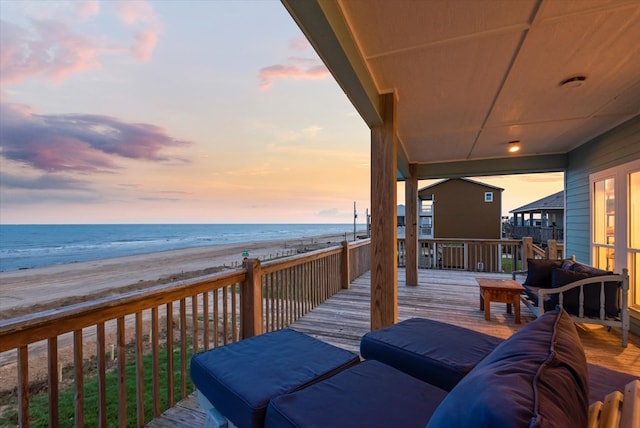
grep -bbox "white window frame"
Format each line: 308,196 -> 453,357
590,158 -> 640,311
484,192 -> 493,202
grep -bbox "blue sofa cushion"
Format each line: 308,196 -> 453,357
427,309 -> 589,428
523,258 -> 563,288
360,318 -> 503,391
551,268 -> 620,318
190,329 -> 360,428
265,360 -> 448,428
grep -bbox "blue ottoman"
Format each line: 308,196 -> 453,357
190,329 -> 360,428
360,318 -> 503,391
265,360 -> 448,428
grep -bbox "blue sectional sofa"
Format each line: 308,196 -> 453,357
513,257 -> 630,346
191,309 -> 637,428
265,309 -> 591,427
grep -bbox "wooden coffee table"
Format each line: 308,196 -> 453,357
476,278 -> 525,324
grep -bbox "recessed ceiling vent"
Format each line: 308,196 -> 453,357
560,75 -> 587,88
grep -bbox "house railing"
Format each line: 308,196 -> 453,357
397,237 -> 564,274
511,225 -> 564,243
521,237 -> 565,270
0,239 -> 370,427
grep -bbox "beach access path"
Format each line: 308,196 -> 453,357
0,232 -> 354,318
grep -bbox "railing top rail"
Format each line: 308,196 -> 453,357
260,244 -> 343,274
400,237 -> 523,245
0,239 -> 371,351
348,239 -> 371,249
0,269 -> 246,351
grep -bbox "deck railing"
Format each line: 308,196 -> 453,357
397,237 -> 564,273
0,239 -> 370,427
511,225 -> 564,243
2,236 -> 560,426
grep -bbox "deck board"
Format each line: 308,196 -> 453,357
148,269 -> 639,427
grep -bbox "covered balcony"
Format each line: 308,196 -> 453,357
2,0 -> 639,426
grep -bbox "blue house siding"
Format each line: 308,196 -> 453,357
565,115 -> 640,263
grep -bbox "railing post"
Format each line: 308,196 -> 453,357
241,258 -> 263,338
547,239 -> 557,259
341,241 -> 351,289
522,237 -> 533,269
621,268 -> 629,348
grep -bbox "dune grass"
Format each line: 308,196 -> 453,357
0,342 -> 194,428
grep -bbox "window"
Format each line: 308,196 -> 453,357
590,159 -> 640,309
484,192 -> 493,202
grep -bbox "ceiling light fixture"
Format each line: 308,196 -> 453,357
560,75 -> 587,88
508,140 -> 521,153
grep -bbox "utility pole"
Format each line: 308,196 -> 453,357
353,201 -> 357,241
366,208 -> 370,238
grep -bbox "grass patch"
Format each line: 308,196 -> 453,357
501,257 -> 523,273
0,340 -> 194,427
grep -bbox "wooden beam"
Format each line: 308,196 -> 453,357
370,92 -> 398,330
405,164 -> 418,286
414,154 -> 567,179
397,142 -> 411,179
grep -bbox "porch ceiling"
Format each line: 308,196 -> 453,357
282,0 -> 640,179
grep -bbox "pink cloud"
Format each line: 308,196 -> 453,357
0,1 -> 163,86
115,0 -> 162,62
289,37 -> 310,51
116,1 -> 158,26
0,102 -> 192,173
0,19 -> 99,85
132,30 -> 158,62
73,0 -> 100,19
259,60 -> 329,90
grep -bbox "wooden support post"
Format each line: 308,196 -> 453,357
547,239 -> 557,259
405,164 -> 418,286
341,240 -> 351,289
370,92 -> 398,330
241,258 -> 263,338
522,237 -> 533,269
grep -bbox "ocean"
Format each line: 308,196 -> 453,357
0,224 -> 358,272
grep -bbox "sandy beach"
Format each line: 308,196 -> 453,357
0,232 -> 358,318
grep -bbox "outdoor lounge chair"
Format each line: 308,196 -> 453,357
190,328 -> 359,428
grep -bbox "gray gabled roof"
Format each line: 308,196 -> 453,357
510,190 -> 564,214
419,177 -> 504,192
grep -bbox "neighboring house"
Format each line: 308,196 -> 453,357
510,191 -> 565,243
418,178 -> 503,239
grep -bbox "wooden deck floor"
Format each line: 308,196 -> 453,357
147,269 -> 640,427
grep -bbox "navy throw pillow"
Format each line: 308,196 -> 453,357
571,263 -> 612,276
426,309 -> 589,428
560,258 -> 575,270
523,258 -> 562,288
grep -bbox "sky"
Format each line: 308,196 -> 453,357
0,0 -> 563,225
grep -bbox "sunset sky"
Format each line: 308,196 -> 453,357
0,0 -> 563,225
